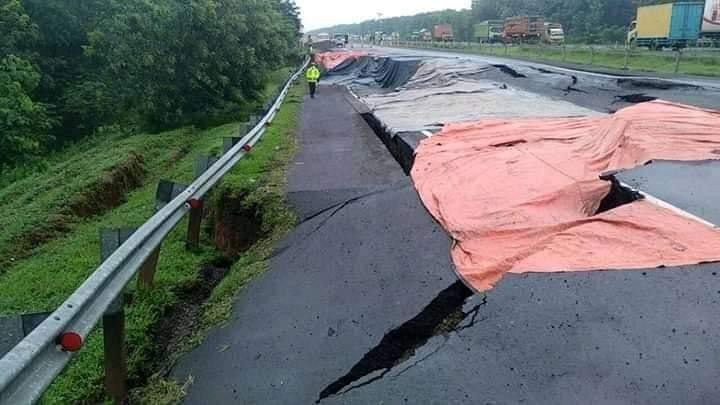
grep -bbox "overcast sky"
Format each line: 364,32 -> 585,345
297,0 -> 470,31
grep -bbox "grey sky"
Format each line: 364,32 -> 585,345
297,0 -> 470,31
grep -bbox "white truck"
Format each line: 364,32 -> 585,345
543,23 -> 565,44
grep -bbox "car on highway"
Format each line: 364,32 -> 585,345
333,33 -> 348,48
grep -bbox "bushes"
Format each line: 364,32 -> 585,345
0,55 -> 53,168
0,0 -> 301,168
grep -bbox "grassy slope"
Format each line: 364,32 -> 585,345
0,68 -> 298,403
199,86 -> 302,331
135,80 -> 304,405
400,42 -> 720,77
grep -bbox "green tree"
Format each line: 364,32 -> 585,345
0,0 -> 52,167
1,0 -> 37,55
86,0 -> 300,129
0,0 -> 301,168
0,55 -> 53,167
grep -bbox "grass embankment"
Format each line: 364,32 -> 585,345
135,82 -> 303,404
0,69 -> 303,403
398,42 -> 720,77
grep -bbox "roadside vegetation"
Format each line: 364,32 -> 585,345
315,0 -> 671,44
132,83 -> 304,404
399,41 -> 720,77
0,0 -> 302,171
507,44 -> 720,76
0,72 -> 303,403
0,0 -> 306,402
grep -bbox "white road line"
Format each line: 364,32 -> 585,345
620,181 -> 717,228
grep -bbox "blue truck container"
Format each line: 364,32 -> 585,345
628,2 -> 704,48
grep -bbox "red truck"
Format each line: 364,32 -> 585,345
503,16 -> 545,42
433,24 -> 454,42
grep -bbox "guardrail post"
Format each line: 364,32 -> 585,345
185,155 -> 217,250
195,155 -> 218,179
223,137 -> 242,154
562,45 -> 566,62
504,43 -> 508,55
155,179 -> 188,211
103,297 -> 127,404
674,49 -> 682,74
99,230 -> 130,403
0,312 -> 51,358
590,46 -> 595,65
623,47 -> 630,70
137,249 -> 161,288
185,198 -> 204,250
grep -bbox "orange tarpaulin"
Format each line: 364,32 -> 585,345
314,51 -> 368,70
411,100 -> 720,291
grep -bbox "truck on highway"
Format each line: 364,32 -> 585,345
333,33 -> 348,48
543,22 -> 565,44
627,2 -> 704,48
702,0 -> 720,39
433,24 -> 454,42
474,20 -> 504,43
503,16 -> 545,43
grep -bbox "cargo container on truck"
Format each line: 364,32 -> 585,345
627,2 -> 704,48
474,20 -> 504,43
702,0 -> 720,39
503,16 -> 545,42
433,24 -> 454,42
543,22 -> 565,44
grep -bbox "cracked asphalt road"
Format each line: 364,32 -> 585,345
173,84 -> 720,404
172,86 -> 460,403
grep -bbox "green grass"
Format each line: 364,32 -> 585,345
398,42 -> 720,77
199,86 -> 302,331
0,68 -> 300,404
131,81 -> 304,405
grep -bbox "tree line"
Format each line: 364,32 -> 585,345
312,0 -> 672,45
1,0 -> 302,169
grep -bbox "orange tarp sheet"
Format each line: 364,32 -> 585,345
411,101 -> 720,291
314,51 -> 368,70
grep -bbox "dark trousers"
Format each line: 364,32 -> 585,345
308,82 -> 317,98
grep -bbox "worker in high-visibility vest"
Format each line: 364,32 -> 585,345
306,63 -> 321,99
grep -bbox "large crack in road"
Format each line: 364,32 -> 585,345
317,281 -> 486,402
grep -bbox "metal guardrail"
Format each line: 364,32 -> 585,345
0,57 -> 309,404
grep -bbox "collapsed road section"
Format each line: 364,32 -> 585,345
316,48 -> 720,291
174,48 -> 720,404
412,101 -> 720,291
319,47 -> 720,170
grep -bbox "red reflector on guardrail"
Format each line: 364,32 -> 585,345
57,332 -> 83,352
242,145 -> 253,152
186,198 -> 202,210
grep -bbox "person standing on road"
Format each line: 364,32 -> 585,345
306,63 -> 321,99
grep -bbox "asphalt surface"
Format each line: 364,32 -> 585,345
328,265 -> 720,404
172,86 -> 460,403
174,64 -> 720,404
617,160 -> 720,225
369,46 -> 720,112
372,45 -> 720,89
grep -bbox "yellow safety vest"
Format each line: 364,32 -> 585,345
306,66 -> 320,83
